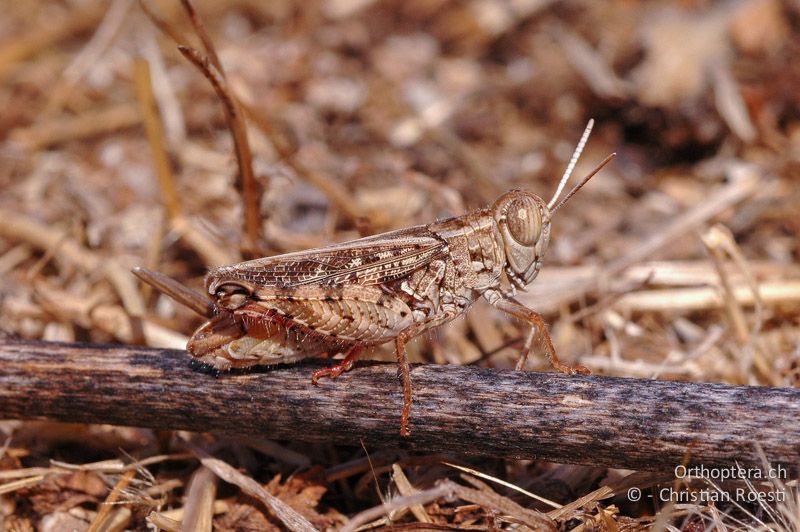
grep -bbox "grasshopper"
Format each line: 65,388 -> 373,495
134,121 -> 613,436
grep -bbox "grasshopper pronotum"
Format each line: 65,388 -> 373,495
134,120 -> 613,436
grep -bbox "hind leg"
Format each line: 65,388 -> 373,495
311,345 -> 364,384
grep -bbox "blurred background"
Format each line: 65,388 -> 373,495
0,0 -> 798,529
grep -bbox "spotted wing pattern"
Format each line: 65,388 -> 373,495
208,225 -> 448,289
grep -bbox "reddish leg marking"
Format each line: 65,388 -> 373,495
395,331 -> 413,438
394,312 -> 456,437
492,297 -> 590,375
311,345 -> 363,385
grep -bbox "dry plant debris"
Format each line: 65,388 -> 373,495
1,0 -> 799,529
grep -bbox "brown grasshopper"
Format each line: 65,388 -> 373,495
134,121 -> 613,436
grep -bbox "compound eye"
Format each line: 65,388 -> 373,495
215,283 -> 250,310
506,197 -> 541,246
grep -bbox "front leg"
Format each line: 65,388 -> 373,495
485,290 -> 590,375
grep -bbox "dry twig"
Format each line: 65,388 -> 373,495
0,338 -> 797,473
174,0 -> 262,253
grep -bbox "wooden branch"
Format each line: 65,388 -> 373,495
1,338 -> 798,473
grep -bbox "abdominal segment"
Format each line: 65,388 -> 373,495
187,304 -> 346,370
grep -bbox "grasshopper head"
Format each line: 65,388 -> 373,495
490,122 -> 615,289
492,190 -> 551,289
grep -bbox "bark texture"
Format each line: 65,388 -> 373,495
1,338 -> 798,472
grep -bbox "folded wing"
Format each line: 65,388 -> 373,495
208,225 -> 448,289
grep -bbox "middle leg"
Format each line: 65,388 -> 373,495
394,312 -> 457,437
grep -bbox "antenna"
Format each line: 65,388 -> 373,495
547,119 -> 594,209
550,152 -> 616,214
